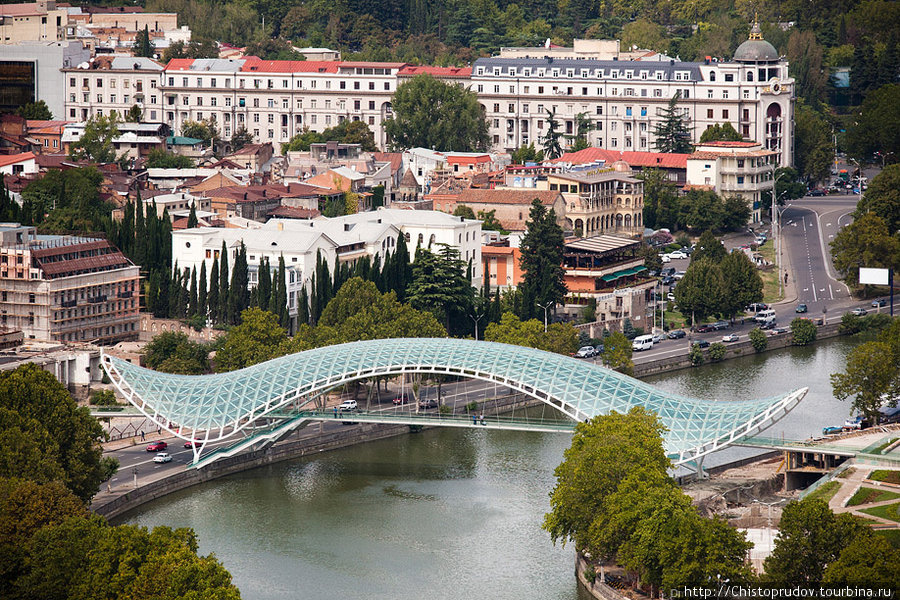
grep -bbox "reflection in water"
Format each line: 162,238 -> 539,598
121,338 -> 858,600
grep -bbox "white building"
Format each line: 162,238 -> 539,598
62,55 -> 164,122
0,152 -> 37,175
170,208 -> 482,328
686,141 -> 777,223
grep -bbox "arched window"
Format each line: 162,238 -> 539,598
747,71 -> 753,82
709,71 -> 716,82
405,232 -> 411,243
418,233 -> 424,245
430,234 -> 436,246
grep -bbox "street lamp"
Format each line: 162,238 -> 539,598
536,301 -> 554,333
469,311 -> 484,341
848,157 -> 862,195
772,170 -> 789,297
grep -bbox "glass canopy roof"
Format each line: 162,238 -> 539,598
102,338 -> 805,465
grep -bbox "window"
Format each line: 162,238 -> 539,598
110,94 -> 116,103
725,74 -> 734,82
508,103 -> 514,113
707,109 -> 713,118
737,176 -> 744,184
708,89 -> 714,99
722,109 -> 729,119
625,107 -> 632,116
722,90 -> 729,99
709,72 -> 716,82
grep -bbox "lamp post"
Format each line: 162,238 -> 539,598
469,311 -> 484,341
848,157 -> 862,195
772,170 -> 788,297
536,301 -> 553,333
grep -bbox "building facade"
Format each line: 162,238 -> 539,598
0,224 -> 140,343
686,141 -> 776,223
547,161 -> 644,237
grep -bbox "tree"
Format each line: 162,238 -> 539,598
794,101 -> 833,185
511,142 -> 544,164
244,37 -> 304,60
134,25 -> 154,57
20,167 -> 107,232
207,256 -> 219,325
764,499 -> 867,585
831,339 -> 898,424
541,109 -> 564,159
0,177 -> 19,223
0,364 -> 107,502
652,92 -> 693,154
483,312 -> 579,355
477,209 -> 508,234
598,331 -> 633,375
218,240 -> 229,324
322,119 -> 378,152
679,189 -> 724,231
830,214 -> 900,289
186,202 -> 199,229
674,258 -> 723,323
453,204 -> 476,219
16,100 -> 52,120
722,195 -> 751,231
786,30 -> 827,102
749,327 -> 768,352
639,168 -> 680,230
698,122 -> 743,143
790,317 -> 817,345
846,84 -> 900,164
142,331 -> 209,374
407,244 -> 473,335
198,260 -> 207,320
855,164 -> 900,233
181,119 -> 217,146
719,251 -> 763,318
215,307 -> 288,372
384,74 -> 489,152
124,103 -> 143,123
230,126 -> 254,151
227,242 -> 249,325
519,199 -> 567,321
822,531 -> 900,588
145,148 -> 195,169
68,113 -> 121,163
690,231 -> 727,264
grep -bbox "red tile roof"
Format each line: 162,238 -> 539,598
447,155 -> 491,165
372,152 -> 403,173
398,65 -> 472,78
241,58 -> 340,73
268,206 -> 320,219
454,189 -> 563,206
553,147 -> 689,169
0,152 -> 35,168
339,61 -> 406,69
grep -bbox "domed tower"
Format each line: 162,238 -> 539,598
733,22 -> 780,63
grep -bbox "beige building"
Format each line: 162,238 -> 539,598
0,224 -> 140,343
0,1 -> 69,44
62,55 -> 164,122
547,161 -> 644,237
686,141 -> 777,223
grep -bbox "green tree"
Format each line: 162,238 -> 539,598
831,340 -> 898,424
230,126 -> 254,151
218,241 -> 229,324
68,113 -> 121,163
679,189 -> 724,231
207,255 -> 219,325
134,25 -> 154,57
477,209 -> 509,234
281,127 -> 325,153
722,195 -> 751,231
639,168 -> 680,230
598,331 -> 633,375
652,92 -> 693,154
384,74 -> 489,151
146,148 -> 194,169
453,204 -> 476,219
541,109 -> 564,159
855,164 -> 900,233
511,142 -> 544,164
786,29 -> 827,102
215,307 -> 288,372
227,242 -> 249,325
698,122 -> 743,143
407,244 -> 473,335
846,84 -> 900,164
519,198 -> 567,320
0,365 -> 106,502
719,251 -> 763,319
794,101 -> 833,185
20,167 -> 107,232
708,341 -> 726,361
483,312 -> 579,355
322,119 -> 378,151
181,119 -> 217,146
764,499 -> 867,585
749,327 -> 768,352
674,257 -> 723,323
198,260 -> 208,320
822,531 -> 900,588
0,177 -> 19,222
690,231 -> 727,264
124,103 -> 143,123
830,213 -> 900,289
790,317 -> 817,345
15,100 -> 52,120
245,37 -> 304,60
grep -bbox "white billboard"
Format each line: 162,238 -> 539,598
859,267 -> 890,286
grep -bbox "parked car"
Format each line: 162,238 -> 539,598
574,346 -> 597,358
339,399 -> 358,411
667,330 -> 686,339
843,416 -> 868,430
795,303 -> 808,313
691,340 -> 710,349
418,398 -> 438,409
153,452 -> 172,463
746,303 -> 769,313
146,441 -> 167,452
666,292 -> 676,302
667,250 -> 688,260
851,307 -> 868,316
712,320 -> 730,330
661,267 -> 676,277
651,333 -> 665,344
695,324 -> 715,333
632,335 -> 654,352
659,254 -> 671,263
759,321 -> 776,330
661,276 -> 676,286
392,394 -> 411,405
722,334 -> 739,343
673,271 -> 686,279
807,189 -> 826,196
822,426 -> 843,435
771,327 -> 790,335
872,298 -> 888,307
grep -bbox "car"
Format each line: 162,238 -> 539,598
851,307 -> 868,316
660,276 -> 675,286
651,333 -> 665,344
771,327 -> 790,335
695,324 -> 715,333
872,298 -> 888,307
338,399 -> 358,411
746,303 -> 769,313
759,321 -> 776,330
418,398 -> 438,409
795,303 -> 808,313
146,440 -> 167,452
392,394 -> 411,405
808,189 -> 826,196
822,426 -> 843,435
666,292 -> 676,302
661,267 -> 676,277
712,320 -> 730,331
667,250 -> 688,260
691,340 -> 710,349
673,271 -> 686,280
574,346 -> 597,358
722,334 -> 739,343
667,330 -> 686,339
153,452 -> 172,463
659,254 -> 671,263
184,441 -> 200,449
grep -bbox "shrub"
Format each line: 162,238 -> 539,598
439,404 -> 452,415
89,389 -> 118,406
749,327 -> 768,352
583,565 -> 597,583
708,342 -> 727,362
465,401 -> 478,413
839,312 -> 862,334
689,345 -> 704,366
790,318 -> 817,345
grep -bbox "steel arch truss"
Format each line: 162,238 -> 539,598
101,338 -> 806,466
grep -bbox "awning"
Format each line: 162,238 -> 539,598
600,265 -> 647,282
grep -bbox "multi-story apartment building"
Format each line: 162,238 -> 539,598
0,0 -> 69,44
0,223 -> 140,343
63,56 -> 164,122
60,25 -> 794,166
547,161 -> 644,237
472,25 -> 793,166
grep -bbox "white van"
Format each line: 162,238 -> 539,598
632,335 -> 654,351
754,309 -> 776,324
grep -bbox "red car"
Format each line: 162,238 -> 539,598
184,441 -> 200,449
146,440 -> 167,452
392,394 -> 411,405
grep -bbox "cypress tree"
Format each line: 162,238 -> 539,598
218,241 -> 229,324
395,233 -> 412,301
186,203 -> 198,228
156,268 -> 170,317
257,256 -> 272,309
198,260 -> 207,321
297,286 -> 309,327
146,270 -> 159,316
228,242 -> 248,325
168,263 -> 181,318
268,258 -> 280,315
134,191 -> 146,266
208,256 -> 219,324
276,255 -> 288,330
189,266 -> 198,317
177,268 -> 190,319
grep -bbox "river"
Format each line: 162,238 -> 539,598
119,337 -> 861,600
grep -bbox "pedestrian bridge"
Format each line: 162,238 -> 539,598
101,338 -> 807,468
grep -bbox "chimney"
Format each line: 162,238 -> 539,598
277,222 -> 283,231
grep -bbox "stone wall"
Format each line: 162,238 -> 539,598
139,315 -> 219,342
